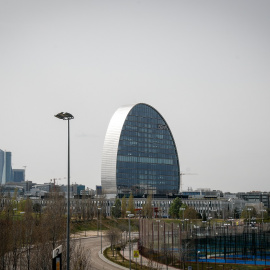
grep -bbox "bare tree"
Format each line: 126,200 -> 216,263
71,241 -> 92,270
105,227 -> 121,256
142,194 -> 153,218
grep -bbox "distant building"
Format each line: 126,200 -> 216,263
96,185 -> 102,196
13,169 -> 25,182
101,103 -> 180,198
76,184 -> 85,195
80,189 -> 95,196
181,189 -> 223,199
1,184 -> 24,197
0,150 -> 13,184
237,191 -> 270,209
32,183 -> 53,193
0,150 -> 4,183
18,180 -> 33,192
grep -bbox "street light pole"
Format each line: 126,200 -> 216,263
260,209 -> 266,224
126,211 -> 134,270
54,112 -> 74,270
247,208 -> 252,225
98,207 -> 102,253
180,207 -> 185,220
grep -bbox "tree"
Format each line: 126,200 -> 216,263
127,193 -> 135,214
241,206 -> 257,220
33,202 -> 41,214
142,194 -> 153,218
202,211 -> 207,221
71,242 -> 92,270
121,196 -> 127,217
184,206 -> 200,219
168,197 -> 182,218
112,198 -> 121,218
105,227 -> 121,256
0,192 -> 91,270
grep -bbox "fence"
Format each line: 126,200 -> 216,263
139,219 -> 270,267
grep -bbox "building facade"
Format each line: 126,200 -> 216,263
237,192 -> 270,209
101,103 -> 180,197
0,150 -> 13,185
13,169 -> 25,182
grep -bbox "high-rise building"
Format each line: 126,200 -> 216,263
0,150 -> 4,184
101,103 -> 180,197
5,152 -> 12,183
0,150 -> 13,184
13,169 -> 25,182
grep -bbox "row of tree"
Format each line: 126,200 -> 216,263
0,192 -> 90,270
111,195 -> 269,221
168,197 -> 269,221
111,194 -> 158,218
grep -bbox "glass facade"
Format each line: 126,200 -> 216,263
5,152 -> 12,183
0,150 -> 13,185
0,150 -> 4,184
116,104 -> 180,196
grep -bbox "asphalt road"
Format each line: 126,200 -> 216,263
79,236 -> 127,270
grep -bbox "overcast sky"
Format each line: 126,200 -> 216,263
1,0 -> 269,193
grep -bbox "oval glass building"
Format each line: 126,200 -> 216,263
101,103 -> 180,197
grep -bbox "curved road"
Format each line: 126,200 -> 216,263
79,236 -> 127,270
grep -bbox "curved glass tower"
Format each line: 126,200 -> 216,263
101,103 -> 180,197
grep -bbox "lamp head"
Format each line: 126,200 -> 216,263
55,112 -> 74,120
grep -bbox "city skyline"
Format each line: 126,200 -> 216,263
1,1 -> 269,192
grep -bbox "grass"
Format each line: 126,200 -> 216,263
104,246 -> 158,270
71,218 -> 139,233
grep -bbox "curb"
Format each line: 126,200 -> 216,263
98,245 -> 129,270
72,236 -> 98,241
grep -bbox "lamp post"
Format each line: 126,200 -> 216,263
98,207 -> 102,253
126,211 -> 134,270
179,207 -> 185,220
260,209 -> 266,224
197,250 -> 200,270
247,208 -> 252,225
54,112 -> 74,270
156,220 -> 161,255
179,207 -> 185,231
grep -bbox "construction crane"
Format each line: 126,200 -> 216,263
50,177 -> 66,192
180,172 -> 197,193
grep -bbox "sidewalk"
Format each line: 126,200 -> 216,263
98,246 -> 130,270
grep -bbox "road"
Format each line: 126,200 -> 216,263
78,235 -> 128,270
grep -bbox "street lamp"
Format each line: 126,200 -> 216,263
54,112 -> 74,270
156,220 -> 161,254
247,208 -> 252,225
260,209 -> 266,224
180,207 -> 185,231
197,250 -> 200,270
184,218 -> 189,231
179,207 -> 185,220
126,211 -> 134,270
98,207 -> 102,253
